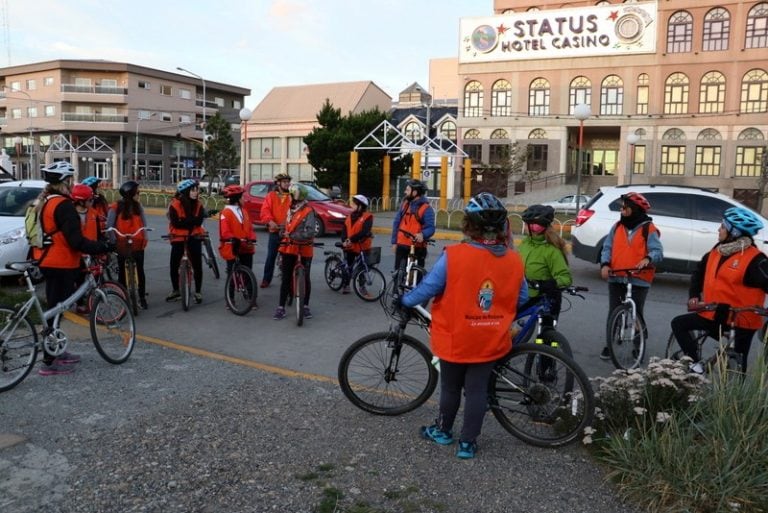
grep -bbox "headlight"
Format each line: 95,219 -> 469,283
328,211 -> 346,219
0,227 -> 25,245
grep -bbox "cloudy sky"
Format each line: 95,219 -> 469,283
4,0 -> 490,106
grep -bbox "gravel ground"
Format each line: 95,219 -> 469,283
0,338 -> 640,513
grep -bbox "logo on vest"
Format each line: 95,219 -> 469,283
730,259 -> 740,269
477,279 -> 494,313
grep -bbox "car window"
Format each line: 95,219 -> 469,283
305,185 -> 330,201
248,183 -> 270,198
0,187 -> 41,216
643,193 -> 690,219
584,192 -> 603,210
693,196 -> 738,223
560,196 -> 574,203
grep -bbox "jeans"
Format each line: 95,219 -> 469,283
262,232 -> 281,284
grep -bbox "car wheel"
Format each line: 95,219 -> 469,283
314,217 -> 325,237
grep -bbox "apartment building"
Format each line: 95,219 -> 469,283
0,59 -> 249,187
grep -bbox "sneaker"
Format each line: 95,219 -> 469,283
303,306 -> 313,319
342,286 -> 351,295
456,440 -> 477,459
194,292 -> 203,304
600,347 -> 611,360
139,297 -> 148,310
38,361 -> 75,376
165,290 -> 180,302
420,424 -> 454,445
273,306 -> 286,320
689,362 -> 705,375
57,351 -> 81,364
260,280 -> 270,289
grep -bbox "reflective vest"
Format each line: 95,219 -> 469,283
609,222 -> 657,283
279,205 -> 314,258
168,198 -> 205,242
79,208 -> 100,242
700,245 -> 766,330
218,205 -> 256,260
111,202 -> 148,252
431,244 -> 523,363
344,212 -> 373,253
396,202 -> 429,248
261,190 -> 291,232
35,195 -> 81,269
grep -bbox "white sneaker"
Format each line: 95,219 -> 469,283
689,362 -> 705,375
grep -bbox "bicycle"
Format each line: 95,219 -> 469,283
104,226 -> 152,316
0,256 -> 136,393
163,234 -> 205,312
224,238 -> 258,316
324,243 -> 386,302
281,240 -> 324,326
606,268 -> 650,370
338,267 -> 595,448
86,253 -> 129,314
201,231 -> 221,280
397,229 -> 434,287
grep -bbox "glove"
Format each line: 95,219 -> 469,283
537,279 -> 558,293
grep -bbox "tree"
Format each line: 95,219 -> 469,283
200,112 -> 238,191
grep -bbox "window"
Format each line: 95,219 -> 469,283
74,78 -> 92,86
100,79 -> 117,87
161,112 -> 172,122
528,78 -> 550,116
439,121 -> 456,140
75,105 -> 91,114
746,3 -> 768,49
735,146 -> 764,177
694,146 -> 721,176
10,108 -> 21,119
464,129 -> 480,139
693,196 -> 734,223
137,110 -> 152,120
179,114 -> 192,124
660,145 -> 686,175
636,73 -> 650,115
254,137 -> 281,160
697,128 -> 722,141
699,71 -> 725,113
233,100 -> 241,109
287,137 -> 306,159
667,11 -> 693,53
138,81 -> 151,90
569,76 -> 591,115
664,72 -> 689,114
489,144 -> 509,165
27,107 -> 37,118
527,144 -> 548,171
528,128 -> 547,139
26,79 -> 36,91
640,193 -> 689,219
600,75 -> 623,115
404,121 -> 421,141
490,129 -> 508,139
703,8 -> 730,51
740,69 -> 768,113
179,88 -> 191,100
463,81 -> 483,117
9,80 -> 20,91
160,85 -> 172,96
215,97 -> 225,107
591,150 -> 618,175
44,105 -> 55,117
463,144 -> 482,162
148,139 -> 164,155
43,77 -> 54,86
491,79 -> 512,117
632,145 -> 646,175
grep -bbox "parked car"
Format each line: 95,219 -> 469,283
224,174 -> 241,187
571,184 -> 768,274
541,194 -> 592,213
242,180 -> 353,236
0,180 -> 45,276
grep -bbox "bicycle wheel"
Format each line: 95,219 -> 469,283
125,259 -> 140,317
490,343 -> 594,448
665,330 -> 709,360
0,307 -> 38,393
324,256 -> 344,291
294,266 -> 305,326
607,304 -> 646,370
104,252 -> 120,282
352,266 -> 386,302
225,265 -> 257,316
338,331 -> 438,415
88,280 -> 128,313
203,237 -> 221,280
90,291 -> 136,364
532,328 -> 573,359
179,260 -> 192,311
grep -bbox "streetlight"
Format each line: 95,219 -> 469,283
415,86 -> 434,179
177,67 -> 207,174
239,107 -> 252,183
134,112 -> 156,179
573,103 -> 592,212
626,132 -> 641,185
13,136 -> 23,179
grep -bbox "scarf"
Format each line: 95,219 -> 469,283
717,236 -> 752,257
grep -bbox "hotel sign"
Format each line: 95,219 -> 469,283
459,1 -> 657,63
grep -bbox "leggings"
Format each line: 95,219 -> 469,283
279,253 -> 312,307
117,250 -> 146,298
170,239 -> 203,293
671,312 -> 755,372
434,359 -> 497,443
41,267 -> 79,364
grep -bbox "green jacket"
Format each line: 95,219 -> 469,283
518,235 -> 573,297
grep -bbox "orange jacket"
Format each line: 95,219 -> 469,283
609,223 -> 658,283
110,202 -> 148,252
279,205 -> 314,258
395,202 -> 430,248
261,190 -> 291,233
34,195 -> 81,269
219,205 -> 256,261
430,244 -> 523,363
167,198 -> 205,242
79,208 -> 101,242
344,212 -> 373,253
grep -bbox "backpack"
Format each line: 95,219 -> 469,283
24,197 -> 58,249
289,207 -> 318,243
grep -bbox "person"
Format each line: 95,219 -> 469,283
33,162 -> 112,376
218,184 -> 256,275
671,207 -> 768,373
107,180 -> 149,309
518,204 -> 572,319
598,191 -> 663,360
391,179 -> 436,271
401,192 -> 528,459
260,173 -> 292,288
70,183 -> 103,314
166,179 -> 205,304
340,194 -> 374,294
80,176 -> 109,220
274,183 -> 317,320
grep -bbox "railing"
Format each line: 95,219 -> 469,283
60,84 -> 127,95
61,112 -> 128,123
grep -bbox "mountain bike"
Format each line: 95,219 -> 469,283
338,267 -> 595,448
224,238 -> 258,316
324,243 -> 386,302
104,226 -> 152,316
606,268 -> 649,370
282,240 -> 324,326
0,256 -> 136,393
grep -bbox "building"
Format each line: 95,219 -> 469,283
0,59 -> 249,187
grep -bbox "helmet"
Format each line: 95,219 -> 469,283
352,194 -> 369,207
119,180 -> 139,198
621,192 -> 651,212
70,184 -> 94,202
521,204 -> 555,227
42,161 -> 75,184
274,173 -> 292,183
723,207 -> 764,237
288,183 -> 308,201
223,184 -> 244,197
81,176 -> 101,189
406,179 -> 427,196
464,192 -> 508,230
177,178 -> 198,193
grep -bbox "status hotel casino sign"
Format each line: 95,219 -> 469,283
459,1 -> 657,63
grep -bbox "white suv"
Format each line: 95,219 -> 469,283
571,185 -> 768,274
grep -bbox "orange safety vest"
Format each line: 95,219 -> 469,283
261,190 -> 291,232
34,195 -> 81,269
111,202 -> 148,252
344,212 -> 373,253
167,198 -> 205,242
700,245 -> 766,330
279,205 -> 314,258
431,244 -> 524,363
396,202 -> 430,248
218,206 -> 256,261
609,222 -> 658,283
79,208 -> 100,242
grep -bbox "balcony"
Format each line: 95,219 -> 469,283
61,84 -> 128,95
60,84 -> 127,104
61,112 -> 128,123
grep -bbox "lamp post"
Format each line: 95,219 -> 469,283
626,132 -> 640,186
177,67 -> 207,174
573,103 -> 592,212
13,136 -> 23,179
239,107 -> 252,183
134,112 -> 156,180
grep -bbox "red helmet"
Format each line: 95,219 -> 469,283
621,192 -> 651,212
71,184 -> 94,202
223,184 -> 244,197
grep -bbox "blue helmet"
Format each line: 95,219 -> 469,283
723,207 -> 764,237
177,178 -> 198,193
464,192 -> 508,230
81,176 -> 101,188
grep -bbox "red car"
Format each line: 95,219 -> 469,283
243,181 -> 353,236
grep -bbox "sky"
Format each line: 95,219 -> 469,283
3,0 -> 491,107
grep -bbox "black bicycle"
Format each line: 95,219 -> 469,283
324,244 -> 386,302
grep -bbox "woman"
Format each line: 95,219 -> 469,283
218,184 -> 256,275
107,180 -> 149,309
340,194 -> 374,294
166,179 -> 205,304
80,176 -> 109,220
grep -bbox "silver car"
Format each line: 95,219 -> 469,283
0,180 -> 45,276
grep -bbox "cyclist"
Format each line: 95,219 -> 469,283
218,184 -> 256,275
273,183 -> 317,320
260,172 -> 292,288
80,176 -> 109,220
107,180 -> 149,309
71,183 -> 104,314
598,192 -> 663,360
401,192 -> 528,459
166,179 -> 206,304
671,207 -> 768,373
518,204 -> 572,319
33,162 -> 113,376
340,194 -> 374,294
391,178 -> 435,271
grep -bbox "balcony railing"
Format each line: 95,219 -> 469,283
61,112 -> 128,123
61,84 -> 128,95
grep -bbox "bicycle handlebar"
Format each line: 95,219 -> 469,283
608,267 -> 654,277
104,226 -> 153,239
398,229 -> 435,245
687,302 -> 768,317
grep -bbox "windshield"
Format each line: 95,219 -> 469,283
305,185 -> 330,201
0,186 -> 42,216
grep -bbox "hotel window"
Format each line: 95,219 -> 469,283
735,128 -> 765,177
703,8 -> 730,51
667,11 -> 693,53
160,85 -> 172,96
491,79 -> 512,117
179,88 -> 191,100
569,76 -> 591,115
600,75 -> 623,115
528,78 -> 550,116
26,79 -> 36,91
661,146 -> 686,175
632,145 -> 646,176
463,81 -> 483,117
636,73 -> 649,115
699,71 -> 725,113
694,146 -> 721,176
44,105 -> 55,117
528,128 -> 547,139
740,69 -> 768,113
664,72 -> 689,114
439,121 -> 456,140
746,3 -> 768,49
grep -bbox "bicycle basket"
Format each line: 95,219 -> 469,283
366,247 -> 381,266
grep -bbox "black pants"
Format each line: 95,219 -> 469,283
170,239 -> 203,293
262,231 -> 281,284
226,253 -> 253,275
394,245 -> 426,272
670,312 -> 755,372
279,253 -> 312,307
41,267 -> 79,364
435,359 -> 497,443
117,250 -> 146,298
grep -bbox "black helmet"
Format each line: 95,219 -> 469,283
406,179 -> 427,196
521,204 -> 555,227
464,192 -> 508,230
119,180 -> 139,198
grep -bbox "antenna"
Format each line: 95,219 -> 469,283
1,0 -> 10,66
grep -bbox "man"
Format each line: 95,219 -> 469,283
260,173 -> 292,288
391,179 -> 436,271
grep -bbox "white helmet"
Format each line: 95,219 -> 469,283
42,161 -> 75,184
352,194 -> 369,207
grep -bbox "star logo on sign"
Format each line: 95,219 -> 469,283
497,24 -> 508,35
608,10 -> 619,21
